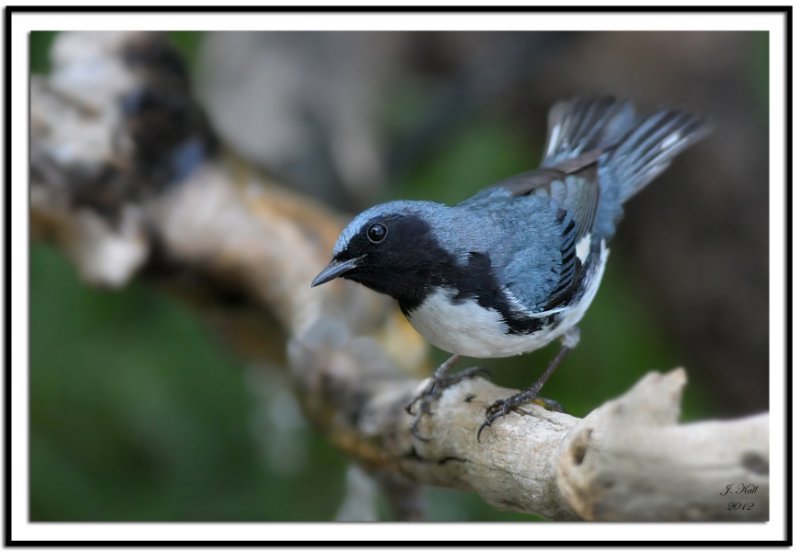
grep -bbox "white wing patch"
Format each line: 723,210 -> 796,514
575,233 -> 592,264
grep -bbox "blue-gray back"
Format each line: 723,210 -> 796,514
451,194 -> 572,313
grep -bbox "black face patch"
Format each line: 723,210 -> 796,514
335,214 -> 444,309
336,214 -> 550,335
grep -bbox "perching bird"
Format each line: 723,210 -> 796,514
311,97 -> 710,439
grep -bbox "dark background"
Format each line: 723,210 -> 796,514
30,30 -> 769,521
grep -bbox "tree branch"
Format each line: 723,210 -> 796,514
30,31 -> 769,521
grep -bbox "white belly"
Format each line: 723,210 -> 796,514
406,245 -> 609,358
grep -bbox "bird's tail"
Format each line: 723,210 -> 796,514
604,106 -> 711,203
542,96 -> 711,202
542,96 -> 711,240
541,96 -> 637,167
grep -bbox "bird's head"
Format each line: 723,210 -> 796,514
312,201 -> 448,305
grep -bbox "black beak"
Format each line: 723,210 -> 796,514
311,256 -> 365,287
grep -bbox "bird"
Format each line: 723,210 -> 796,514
311,97 -> 710,440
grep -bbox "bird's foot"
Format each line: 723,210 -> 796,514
405,366 -> 489,441
477,392 -> 564,442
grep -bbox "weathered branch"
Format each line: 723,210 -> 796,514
29,32 -> 769,521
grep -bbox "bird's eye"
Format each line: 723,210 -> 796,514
366,223 -> 388,243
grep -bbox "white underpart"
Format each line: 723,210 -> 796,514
575,233 -> 592,264
408,242 -> 610,358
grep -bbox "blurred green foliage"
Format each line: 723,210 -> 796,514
31,29 -> 756,522
31,245 -> 348,520
170,31 -> 204,70
30,31 -> 56,74
752,31 -> 769,121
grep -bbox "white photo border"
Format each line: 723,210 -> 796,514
7,3 -> 791,545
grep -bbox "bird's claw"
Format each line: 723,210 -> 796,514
476,394 -> 565,442
405,366 -> 489,440
477,398 -> 515,442
405,376 -> 442,415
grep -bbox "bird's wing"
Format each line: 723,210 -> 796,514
515,160 -> 600,248
461,162 -> 602,313
460,152 -> 600,238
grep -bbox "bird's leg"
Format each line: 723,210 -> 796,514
405,354 -> 489,440
477,347 -> 569,441
477,328 -> 579,442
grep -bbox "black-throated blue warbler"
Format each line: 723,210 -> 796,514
312,97 -> 710,440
